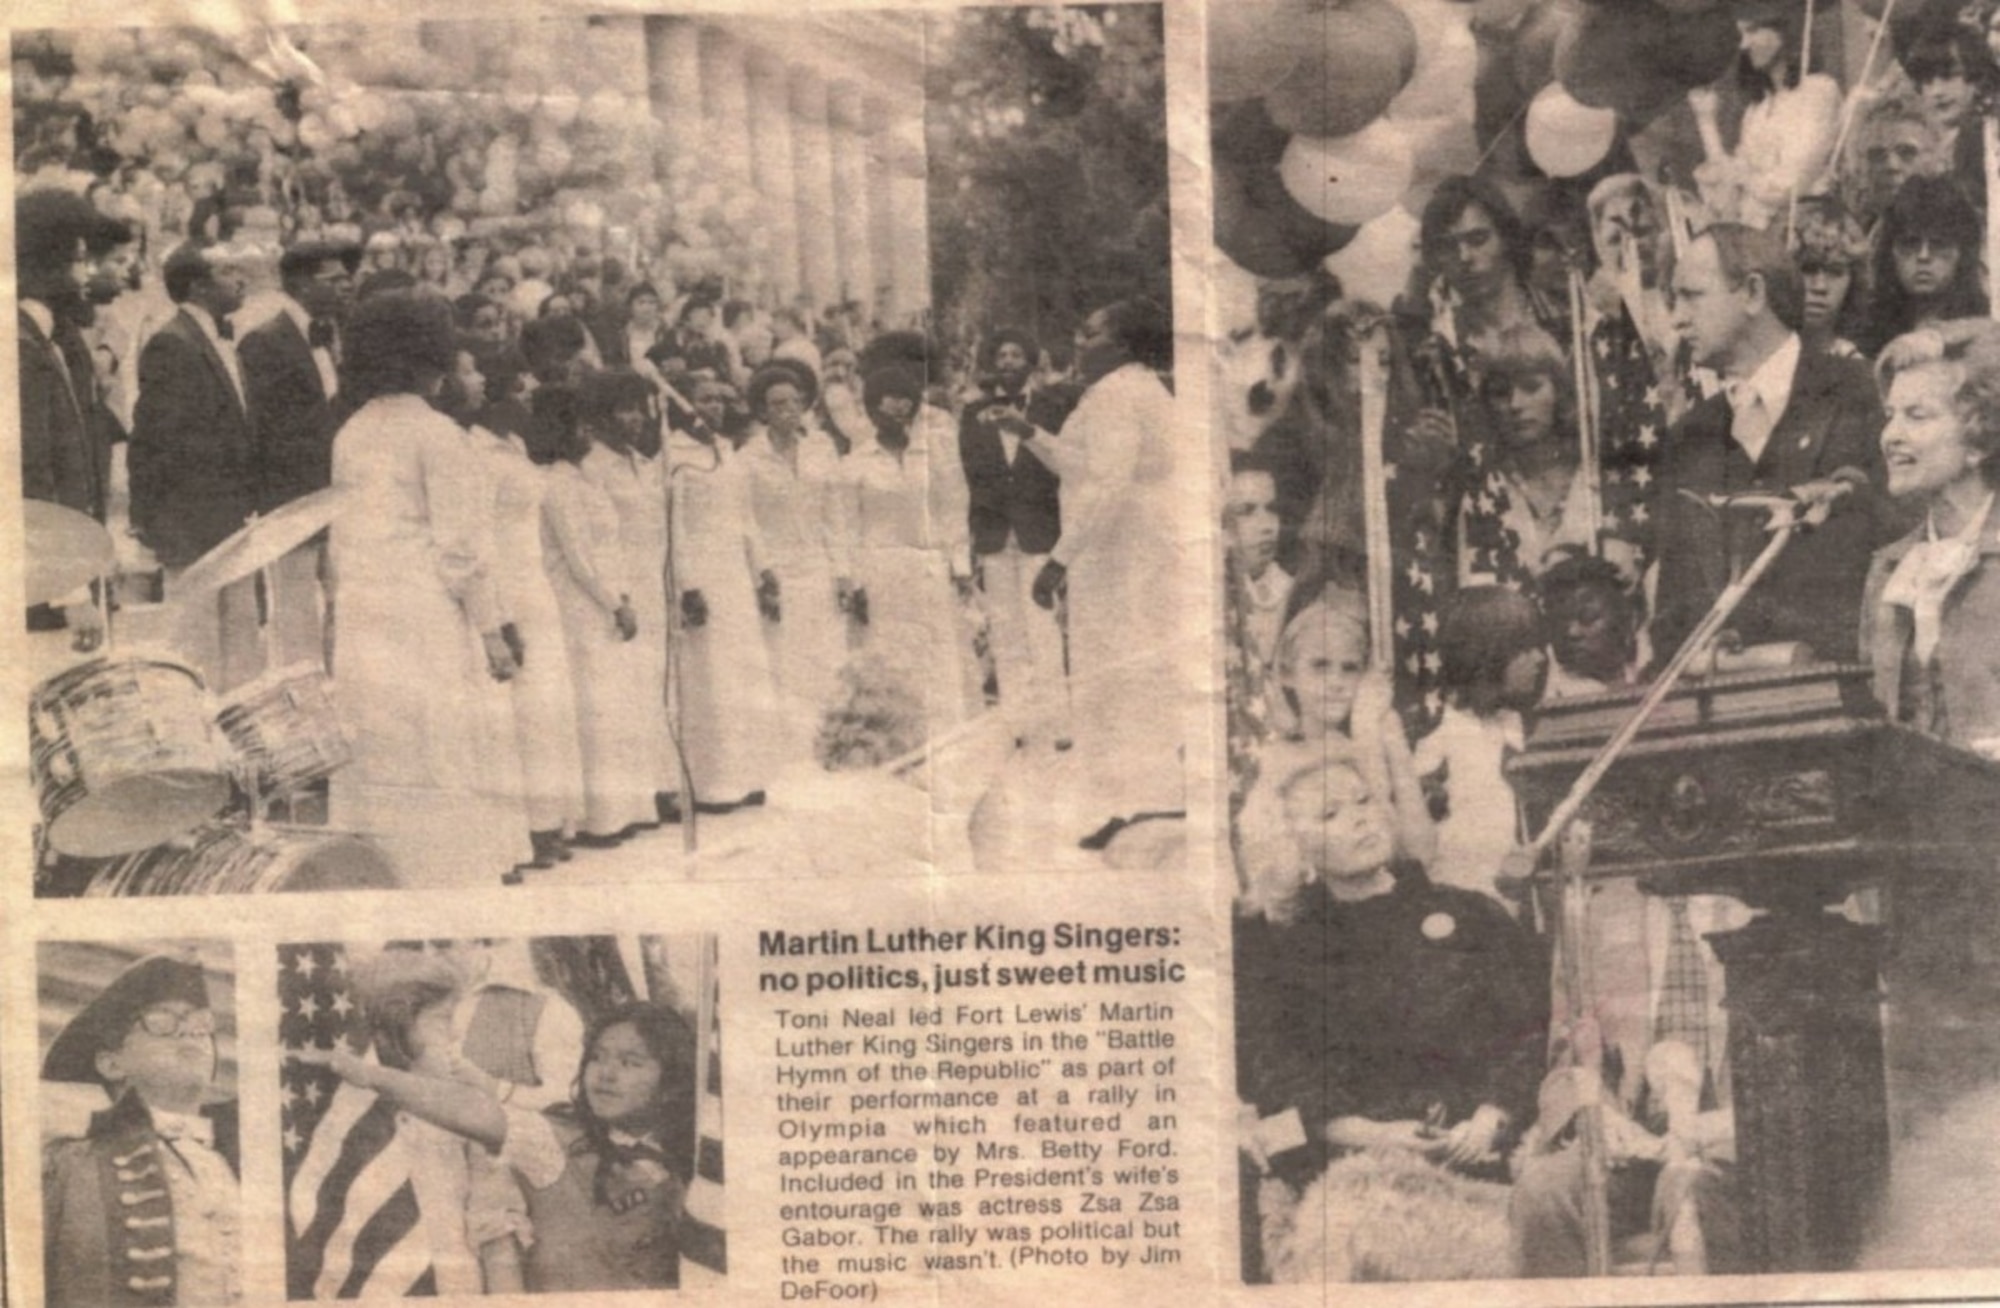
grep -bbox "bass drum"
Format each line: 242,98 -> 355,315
29,656 -> 231,857
79,822 -> 400,896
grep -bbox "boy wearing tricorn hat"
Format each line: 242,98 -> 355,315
42,951 -> 241,1306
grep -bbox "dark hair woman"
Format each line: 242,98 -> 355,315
1860,175 -> 1988,356
300,995 -> 699,1293
328,290 -> 531,888
444,340 -> 588,871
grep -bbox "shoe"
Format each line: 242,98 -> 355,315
502,868 -> 525,886
572,831 -> 624,850
741,790 -> 767,807
529,830 -> 563,867
655,792 -> 684,824
554,836 -> 575,862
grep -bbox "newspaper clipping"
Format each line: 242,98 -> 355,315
9,0 -> 2000,1303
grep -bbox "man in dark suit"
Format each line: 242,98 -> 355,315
959,328 -> 1072,734
1654,224 -> 1894,664
238,240 -> 357,669
18,189 -> 124,650
130,242 -> 259,691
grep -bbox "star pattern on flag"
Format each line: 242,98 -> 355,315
278,943 -> 368,1167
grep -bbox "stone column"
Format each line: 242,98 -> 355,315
700,29 -> 754,194
865,95 -> 929,328
746,50 -> 800,305
645,17 -> 704,171
828,81 -> 876,322
790,70 -> 840,311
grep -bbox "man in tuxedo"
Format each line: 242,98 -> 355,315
18,190 -> 111,649
130,242 -> 259,691
1653,224 -> 1893,664
959,328 -> 1072,737
239,240 -> 358,669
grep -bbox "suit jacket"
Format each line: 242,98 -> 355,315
43,1092 -> 240,1308
1861,514 -> 2000,751
1653,347 -> 1899,664
958,387 -> 1067,557
20,307 -> 103,519
129,309 -> 256,568
238,310 -> 336,513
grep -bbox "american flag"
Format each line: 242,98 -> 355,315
279,943 -> 437,1299
1592,305 -> 1668,576
1390,323 -> 1470,736
680,935 -> 727,1282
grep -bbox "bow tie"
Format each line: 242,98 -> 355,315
151,1110 -> 215,1148
308,318 -> 337,352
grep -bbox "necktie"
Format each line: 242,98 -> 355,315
308,317 -> 337,352
1654,897 -> 1712,1083
1725,381 -> 1768,463
216,318 -> 234,343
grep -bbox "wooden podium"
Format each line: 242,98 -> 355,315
1509,662 -> 2000,1273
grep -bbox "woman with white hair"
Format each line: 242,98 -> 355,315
1863,319 -> 2000,756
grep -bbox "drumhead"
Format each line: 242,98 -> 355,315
45,771 -> 233,858
80,822 -> 401,895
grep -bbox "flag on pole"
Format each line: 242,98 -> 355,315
680,935 -> 727,1281
280,943 -> 436,1300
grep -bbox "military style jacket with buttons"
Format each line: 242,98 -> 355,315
42,1092 -> 240,1308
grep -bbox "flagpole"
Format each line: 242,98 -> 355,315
1568,267 -> 1604,556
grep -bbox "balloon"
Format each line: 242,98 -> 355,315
1511,0 -> 1575,94
1525,83 -> 1618,176
1280,121 -> 1415,226
1210,0 -> 1311,102
1387,0 -> 1479,122
1394,114 -> 1482,211
1263,0 -> 1418,139
1213,98 -> 1293,171
1214,156 -> 1358,278
1556,2 -> 1735,121
1325,205 -> 1423,309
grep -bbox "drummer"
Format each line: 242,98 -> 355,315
41,950 -> 242,1306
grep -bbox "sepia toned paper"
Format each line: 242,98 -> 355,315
5,0 -> 2000,1304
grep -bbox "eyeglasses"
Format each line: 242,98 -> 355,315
1892,235 -> 1954,258
132,1007 -> 216,1039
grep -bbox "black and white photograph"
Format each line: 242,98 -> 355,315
13,6 -> 1182,896
37,940 -> 240,1308
278,932 -> 722,1297
1218,0 -> 2000,1285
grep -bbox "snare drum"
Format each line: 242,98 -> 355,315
29,657 -> 232,857
80,821 -> 399,896
215,663 -> 351,796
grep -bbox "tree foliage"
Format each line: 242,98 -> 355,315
926,6 -> 1168,364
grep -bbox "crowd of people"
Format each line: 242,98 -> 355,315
19,108 -> 1184,886
1225,0 -> 2000,1283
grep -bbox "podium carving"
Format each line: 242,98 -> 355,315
1511,662 -> 2000,1273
